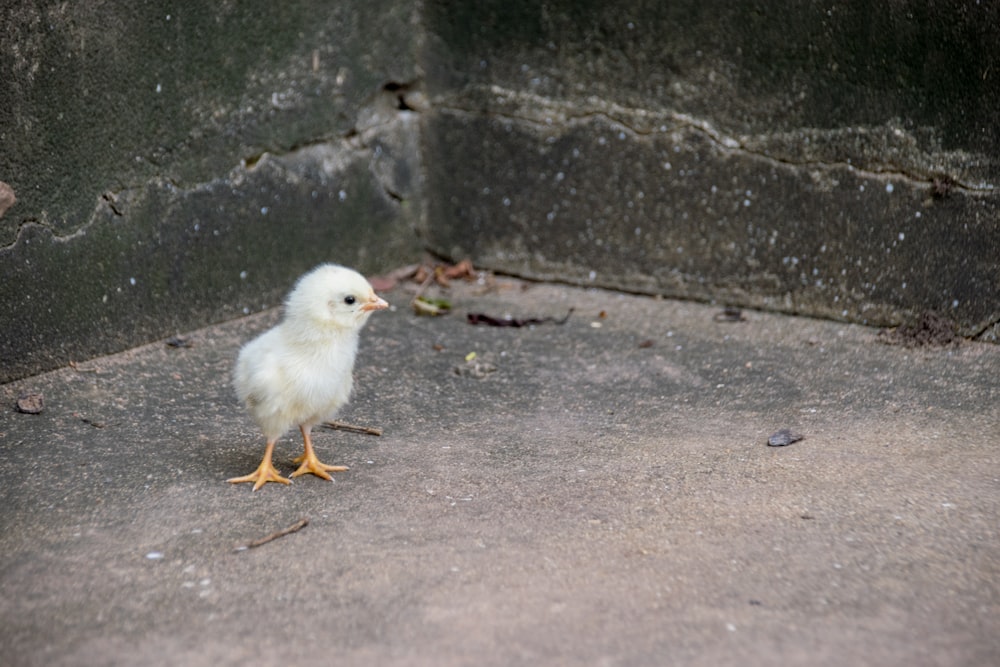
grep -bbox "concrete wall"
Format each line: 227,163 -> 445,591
420,0 -> 999,338
0,2 -> 426,382
3,1 -> 999,382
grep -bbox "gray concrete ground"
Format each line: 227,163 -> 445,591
1,277 -> 998,666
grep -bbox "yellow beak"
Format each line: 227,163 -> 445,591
361,295 -> 389,312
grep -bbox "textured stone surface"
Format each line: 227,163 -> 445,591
1,122 -> 421,383
1,279 -> 997,666
1,1 -> 420,241
420,0 -> 1000,336
422,105 -> 998,334
0,1 -> 425,383
3,0 -> 999,383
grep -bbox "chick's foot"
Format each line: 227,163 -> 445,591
291,426 -> 348,481
290,450 -> 348,480
228,441 -> 291,491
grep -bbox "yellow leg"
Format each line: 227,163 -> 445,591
227,440 -> 291,491
291,425 -> 348,481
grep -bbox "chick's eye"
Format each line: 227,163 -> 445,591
343,295 -> 356,306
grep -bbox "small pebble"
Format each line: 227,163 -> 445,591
15,392 -> 44,414
714,307 -> 746,323
453,359 -> 497,379
165,335 -> 193,348
767,429 -> 804,447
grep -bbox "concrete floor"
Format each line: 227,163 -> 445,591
1,277 -> 997,666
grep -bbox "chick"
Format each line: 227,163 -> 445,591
229,264 -> 388,490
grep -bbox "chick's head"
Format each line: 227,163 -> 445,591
284,264 -> 388,333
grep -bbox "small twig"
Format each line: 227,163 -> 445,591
69,360 -> 100,373
234,517 -> 309,552
322,420 -> 383,436
74,413 -> 107,428
411,271 -> 436,302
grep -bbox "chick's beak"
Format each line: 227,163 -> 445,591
361,294 -> 389,312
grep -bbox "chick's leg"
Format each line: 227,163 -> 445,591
291,425 -> 348,480
227,440 -> 291,491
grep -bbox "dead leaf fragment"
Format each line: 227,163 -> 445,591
466,308 -> 574,327
369,263 -> 421,291
412,295 -> 452,316
441,258 -> 476,281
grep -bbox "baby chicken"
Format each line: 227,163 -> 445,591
229,264 -> 388,490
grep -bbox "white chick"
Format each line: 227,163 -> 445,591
229,264 -> 388,490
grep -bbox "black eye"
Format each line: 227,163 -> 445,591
344,295 -> 356,306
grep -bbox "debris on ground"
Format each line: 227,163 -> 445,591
714,307 -> 747,323
68,360 -> 100,373
15,392 -> 44,414
165,335 -> 194,348
321,420 -> 383,436
467,309 -> 574,327
412,295 -> 452,317
234,518 -> 309,552
371,258 -> 484,293
767,429 -> 804,447
877,311 -> 960,348
454,353 -> 498,379
373,258 -> 493,316
374,258 -> 573,329
74,413 -> 107,428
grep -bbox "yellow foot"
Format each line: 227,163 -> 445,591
227,459 -> 291,491
290,450 -> 348,481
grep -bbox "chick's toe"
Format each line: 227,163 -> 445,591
290,426 -> 348,481
227,442 -> 291,491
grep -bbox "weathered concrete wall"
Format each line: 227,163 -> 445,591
0,2 -> 425,382
3,1 -> 999,383
420,1 -> 1000,338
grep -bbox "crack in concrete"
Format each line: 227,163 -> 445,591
102,192 -> 124,216
9,78 -> 986,253
2,216 -> 90,250
3,80 -> 426,250
435,85 -> 996,195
